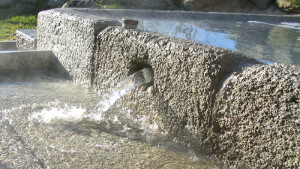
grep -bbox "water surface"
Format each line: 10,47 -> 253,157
0,77 -> 222,168
139,20 -> 300,66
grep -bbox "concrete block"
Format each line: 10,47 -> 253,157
37,8 -> 300,86
37,9 -> 120,86
0,50 -> 57,76
16,29 -> 37,50
0,40 -> 17,51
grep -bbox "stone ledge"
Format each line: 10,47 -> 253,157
0,40 -> 17,51
0,50 -> 56,75
37,8 -> 300,86
16,29 -> 37,50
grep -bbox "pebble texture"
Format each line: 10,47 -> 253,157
93,27 -> 299,168
92,26 -> 258,152
214,64 -> 300,168
16,29 -> 37,50
37,9 -> 120,85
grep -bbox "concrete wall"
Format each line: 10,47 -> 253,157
37,9 -> 300,168
37,9 -> 300,86
214,64 -> 299,167
92,26 -> 258,148
93,27 -> 299,168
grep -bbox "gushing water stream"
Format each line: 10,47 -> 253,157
87,67 -> 154,121
29,68 -> 154,124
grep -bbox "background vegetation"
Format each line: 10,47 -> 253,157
288,0 -> 300,5
0,15 -> 37,41
0,0 -> 123,41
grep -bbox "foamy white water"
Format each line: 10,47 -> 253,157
29,105 -> 86,123
87,69 -> 151,122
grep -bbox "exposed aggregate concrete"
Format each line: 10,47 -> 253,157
92,27 -> 299,168
37,9 -> 120,86
93,26 -> 255,153
16,29 -> 37,50
214,64 -> 300,168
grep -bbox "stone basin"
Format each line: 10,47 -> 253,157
0,8 -> 299,168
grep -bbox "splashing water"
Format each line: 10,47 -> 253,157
87,68 -> 154,122
0,76 -> 222,168
29,104 -> 86,123
30,68 -> 154,125
89,81 -> 138,121
28,68 -> 161,145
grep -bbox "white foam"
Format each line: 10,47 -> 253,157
29,106 -> 86,123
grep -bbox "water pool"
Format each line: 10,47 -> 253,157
139,19 -> 300,66
0,76 -> 222,168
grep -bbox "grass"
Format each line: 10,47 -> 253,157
94,0 -> 122,8
288,0 -> 300,6
101,3 -> 122,9
0,15 -> 37,41
0,1 -> 121,41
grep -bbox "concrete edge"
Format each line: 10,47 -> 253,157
0,41 -> 17,51
0,50 -> 57,75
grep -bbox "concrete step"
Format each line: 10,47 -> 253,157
0,50 -> 68,78
0,40 -> 17,51
16,29 -> 37,50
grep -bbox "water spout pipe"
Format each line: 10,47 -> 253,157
122,18 -> 139,29
131,67 -> 154,85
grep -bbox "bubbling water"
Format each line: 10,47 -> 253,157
29,104 -> 86,123
28,67 -> 159,141
0,76 -> 222,168
87,67 -> 154,122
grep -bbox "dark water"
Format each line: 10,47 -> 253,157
0,77 -> 222,168
139,20 -> 300,66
